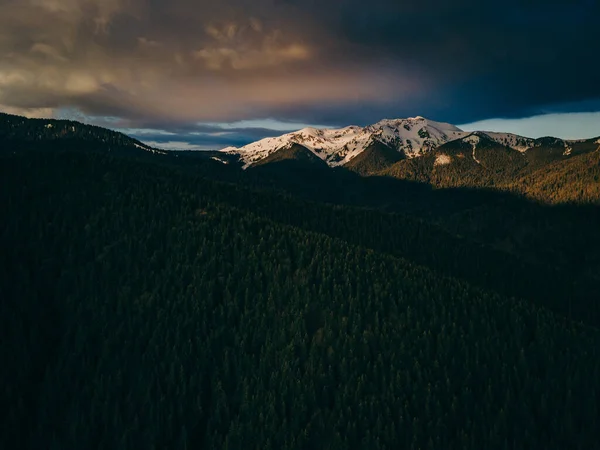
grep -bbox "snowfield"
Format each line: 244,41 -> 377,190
221,117 -> 546,168
434,154 -> 452,166
134,143 -> 168,155
462,135 -> 482,164
221,117 -> 468,168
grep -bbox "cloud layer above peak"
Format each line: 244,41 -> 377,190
1,0 -> 599,141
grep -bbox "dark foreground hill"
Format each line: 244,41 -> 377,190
2,148 -> 600,450
0,112 -> 165,156
2,114 -> 600,449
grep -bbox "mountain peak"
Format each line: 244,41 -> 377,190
222,117 -> 544,168
372,117 -> 463,133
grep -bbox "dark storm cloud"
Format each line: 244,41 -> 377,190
1,0 -> 599,140
300,0 -> 600,123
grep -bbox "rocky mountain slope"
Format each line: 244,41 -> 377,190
221,117 -> 466,167
221,116 -> 597,171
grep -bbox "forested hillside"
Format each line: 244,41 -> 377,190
217,113 -> 600,205
378,135 -> 600,205
2,149 -> 600,449
514,150 -> 600,203
0,112 -> 164,155
2,113 -> 600,449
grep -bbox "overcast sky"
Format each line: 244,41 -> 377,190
1,0 -> 599,149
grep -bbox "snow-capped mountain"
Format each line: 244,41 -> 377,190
221,117 -> 468,168
221,116 -> 591,169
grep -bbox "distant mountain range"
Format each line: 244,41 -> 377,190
2,111 -> 599,204
221,116 -> 599,170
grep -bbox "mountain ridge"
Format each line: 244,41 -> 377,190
221,116 -> 599,169
2,111 -> 598,204
0,111 -> 166,156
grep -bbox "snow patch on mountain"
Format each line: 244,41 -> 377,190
211,156 -> 229,164
134,142 -> 167,155
463,134 -> 481,146
222,125 -> 373,168
221,117 -> 545,168
367,117 -> 465,158
222,117 -> 468,168
434,154 -> 452,166
463,135 -> 482,164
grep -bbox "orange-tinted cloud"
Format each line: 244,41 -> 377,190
0,0 -> 599,130
0,0 -> 424,126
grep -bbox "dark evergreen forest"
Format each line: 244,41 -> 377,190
2,114 -> 600,449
